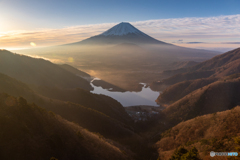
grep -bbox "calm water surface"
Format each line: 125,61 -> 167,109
90,78 -> 160,107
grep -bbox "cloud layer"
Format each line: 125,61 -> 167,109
1,14 -> 240,51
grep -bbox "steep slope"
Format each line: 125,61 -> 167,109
158,48 -> 240,87
0,50 -> 92,90
162,77 -> 240,126
191,47 -> 240,71
156,77 -> 218,105
0,94 -> 132,160
156,106 -> 240,160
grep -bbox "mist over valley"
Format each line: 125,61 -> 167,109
1,2 -> 240,159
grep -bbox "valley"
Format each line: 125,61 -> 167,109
1,18 -> 240,160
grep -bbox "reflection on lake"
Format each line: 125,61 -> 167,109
90,78 -> 160,107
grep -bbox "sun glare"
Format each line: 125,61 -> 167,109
30,42 -> 36,47
68,57 -> 74,63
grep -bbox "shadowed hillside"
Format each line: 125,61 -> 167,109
156,106 -> 240,160
157,74 -> 240,106
162,77 -> 240,126
0,50 -> 92,90
32,86 -> 131,124
156,77 -> 218,105
0,94 -> 133,160
0,72 -> 135,139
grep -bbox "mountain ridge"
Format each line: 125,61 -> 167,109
154,47 -> 240,89
0,50 -> 92,90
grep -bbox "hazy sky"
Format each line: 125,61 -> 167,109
0,0 -> 240,51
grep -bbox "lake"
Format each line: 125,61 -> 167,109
90,78 -> 160,107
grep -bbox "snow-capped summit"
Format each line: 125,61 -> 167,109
68,22 -> 170,45
100,22 -> 147,36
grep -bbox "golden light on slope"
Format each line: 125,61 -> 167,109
68,57 -> 74,63
30,42 -> 36,47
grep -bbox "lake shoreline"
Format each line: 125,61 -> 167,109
90,77 -> 161,107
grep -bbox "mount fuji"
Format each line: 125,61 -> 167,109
101,22 -> 147,36
69,22 -> 170,45
64,22 -> 219,61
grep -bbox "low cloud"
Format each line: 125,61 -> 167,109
133,14 -> 240,40
221,42 -> 240,44
1,14 -> 240,49
186,42 -> 205,44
